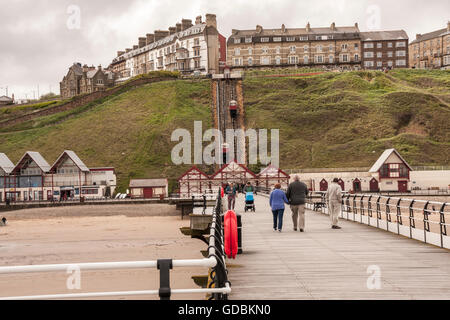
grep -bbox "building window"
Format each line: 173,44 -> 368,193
364,61 -> 374,67
387,51 -> 393,57
274,37 -> 282,42
329,55 -> 334,63
233,58 -> 242,66
329,45 -> 333,51
287,36 -> 296,41
245,37 -> 252,43
289,56 -> 299,64
341,44 -> 348,50
303,45 -> 308,52
299,36 -> 308,41
234,38 -> 241,44
364,43 -> 374,49
396,41 -> 406,47
377,43 -> 382,48
248,57 -> 253,66
364,52 -> 374,58
377,61 -> 382,67
290,46 -> 296,53
315,55 -> 323,63
261,37 -> 270,42
317,45 -> 322,52
234,48 -> 240,56
377,52 -> 382,58
396,50 -> 406,57
275,56 -> 281,65
262,47 -> 269,54
396,59 -> 406,66
341,54 -> 348,62
388,60 -> 393,67
354,43 -> 359,49
275,46 -> 281,54
303,55 -> 308,64
261,56 -> 271,65
354,54 -> 359,61
248,47 -> 253,55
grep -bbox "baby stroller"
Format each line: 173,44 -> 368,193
244,192 -> 255,212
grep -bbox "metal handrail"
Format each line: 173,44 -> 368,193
0,189 -> 231,300
307,191 -> 449,249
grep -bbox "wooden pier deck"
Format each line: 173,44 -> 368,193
228,195 -> 450,300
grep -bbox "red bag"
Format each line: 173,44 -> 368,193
224,210 -> 238,259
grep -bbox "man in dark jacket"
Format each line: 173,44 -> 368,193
286,175 -> 309,232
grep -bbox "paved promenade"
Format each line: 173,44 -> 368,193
228,195 -> 450,300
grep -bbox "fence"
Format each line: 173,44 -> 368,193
0,190 -> 231,300
306,192 -> 450,249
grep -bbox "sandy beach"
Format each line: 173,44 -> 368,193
0,204 -> 207,300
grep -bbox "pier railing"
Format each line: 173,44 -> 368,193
0,190 -> 231,300
306,191 -> 450,249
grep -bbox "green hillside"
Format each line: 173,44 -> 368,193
244,69 -> 450,169
0,69 -> 448,192
0,79 -> 212,191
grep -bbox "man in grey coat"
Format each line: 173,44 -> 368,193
286,175 -> 309,232
327,178 -> 343,229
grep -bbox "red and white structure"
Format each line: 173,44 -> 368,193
257,164 -> 290,189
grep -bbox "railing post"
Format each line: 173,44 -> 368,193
360,195 -> 365,224
386,197 -> 391,232
367,195 -> 373,226
409,200 -> 416,239
376,196 -> 382,229
346,194 -> 351,220
396,198 -> 402,235
423,201 -> 430,244
352,195 -> 357,221
157,259 -> 173,300
439,203 -> 447,248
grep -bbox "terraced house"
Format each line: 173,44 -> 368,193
360,30 -> 409,70
60,63 -> 116,99
110,14 -> 226,82
409,22 -> 450,69
226,22 -> 362,70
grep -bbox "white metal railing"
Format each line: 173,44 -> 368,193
0,191 -> 231,300
306,192 -> 450,249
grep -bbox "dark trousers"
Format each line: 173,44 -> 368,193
272,209 -> 285,230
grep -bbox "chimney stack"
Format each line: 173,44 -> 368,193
117,51 -> 125,57
331,22 -> 336,31
447,21 -> 450,32
98,64 -> 102,70
133,45 -> 138,50
205,14 -> 217,29
281,24 -> 286,33
256,25 -> 263,33
416,34 -> 421,40
176,23 -> 182,32
138,37 -> 147,48
306,22 -> 311,33
146,33 -> 155,45
231,29 -> 239,35
195,15 -> 202,25
181,19 -> 193,31
154,30 -> 170,41
169,27 -> 176,35
354,22 -> 359,29
126,48 -> 132,53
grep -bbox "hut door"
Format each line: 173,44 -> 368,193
398,181 -> 408,193
369,178 -> 379,192
338,179 -> 345,191
353,179 -> 361,193
320,179 -> 328,191
143,187 -> 153,199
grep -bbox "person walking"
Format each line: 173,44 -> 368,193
244,182 -> 254,193
225,182 -> 238,211
327,178 -> 343,229
269,183 -> 289,232
286,175 -> 309,232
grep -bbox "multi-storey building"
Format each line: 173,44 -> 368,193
111,14 -> 225,82
60,63 -> 115,99
226,22 -> 362,70
409,22 -> 450,69
360,30 -> 409,70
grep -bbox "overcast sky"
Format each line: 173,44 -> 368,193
0,0 -> 448,99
